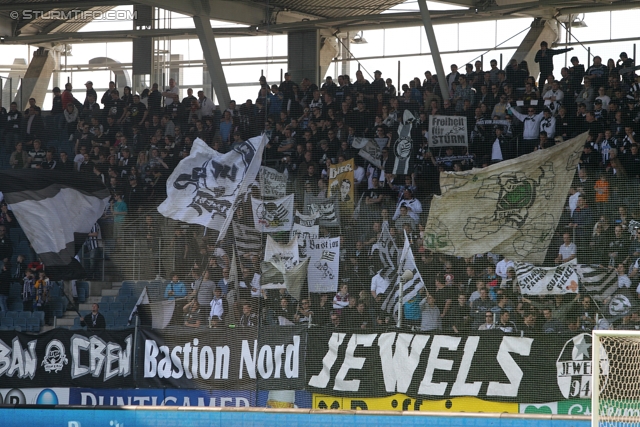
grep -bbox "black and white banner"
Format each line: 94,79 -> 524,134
393,110 -> 415,175
428,115 -> 468,147
139,326 -> 307,390
251,194 -> 294,233
306,237 -> 340,294
264,235 -> 299,270
295,210 -> 317,227
304,194 -> 340,227
353,138 -> 382,169
291,223 -> 319,259
515,260 -> 580,295
0,329 -> 133,388
260,166 -> 288,198
306,330 -> 597,403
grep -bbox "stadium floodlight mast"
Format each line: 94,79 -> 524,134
591,330 -> 640,427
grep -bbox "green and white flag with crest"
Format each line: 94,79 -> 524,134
423,132 -> 587,264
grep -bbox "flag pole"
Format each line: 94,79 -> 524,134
396,278 -> 403,329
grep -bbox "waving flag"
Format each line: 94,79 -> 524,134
0,170 -> 110,280
424,132 -> 586,263
382,231 -> 425,320
158,135 -> 265,241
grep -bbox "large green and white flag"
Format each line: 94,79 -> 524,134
423,132 -> 587,263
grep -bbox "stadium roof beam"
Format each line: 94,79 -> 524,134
0,0 -> 125,10
136,0 -> 269,26
193,14 -> 231,111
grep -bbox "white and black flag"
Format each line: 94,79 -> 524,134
0,170 -> 110,280
382,231 -> 425,320
576,264 -> 619,302
232,221 -> 262,259
370,222 -> 398,271
157,136 -> 265,241
304,193 -> 340,227
251,194 -> 294,233
392,110 -> 415,175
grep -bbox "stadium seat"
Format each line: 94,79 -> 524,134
26,317 -> 41,333
114,315 -> 129,329
118,286 -> 134,297
77,288 -> 87,303
33,311 -> 45,326
49,286 -> 61,297
105,317 -> 116,329
13,325 -> 22,332
13,317 -> 27,329
77,281 -> 90,299
9,302 -> 23,312
18,311 -> 31,319
0,311 -> 4,318
73,317 -> 84,328
101,296 -> 115,304
50,302 -> 64,318
109,302 -> 123,312
5,311 -> 19,318
0,325 -> 10,331
1,317 -> 14,328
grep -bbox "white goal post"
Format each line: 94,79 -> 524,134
592,330 -> 640,427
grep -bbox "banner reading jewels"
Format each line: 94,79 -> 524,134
305,330 -> 596,403
138,326 -> 307,390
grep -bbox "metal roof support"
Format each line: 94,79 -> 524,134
192,14 -> 231,111
417,0 -> 449,103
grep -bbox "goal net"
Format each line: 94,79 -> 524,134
592,330 -> 640,427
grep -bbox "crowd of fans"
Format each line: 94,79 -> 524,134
1,42 -> 640,333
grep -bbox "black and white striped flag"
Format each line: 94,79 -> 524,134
232,221 -> 262,259
575,264 -> 619,302
381,231 -> 425,320
321,250 -> 335,262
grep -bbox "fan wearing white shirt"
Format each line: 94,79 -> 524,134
495,256 -> 514,280
556,233 -> 577,264
392,188 -> 422,223
509,105 -> 545,154
539,108 -> 556,139
542,81 -> 564,114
